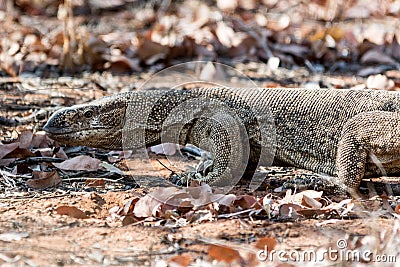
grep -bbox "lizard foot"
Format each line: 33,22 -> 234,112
171,156 -> 214,186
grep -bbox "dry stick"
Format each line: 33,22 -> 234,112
155,158 -> 176,174
14,157 -> 65,165
63,177 -> 125,183
231,17 -> 273,58
217,208 -> 256,219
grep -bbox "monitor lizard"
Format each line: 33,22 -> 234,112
43,87 -> 400,195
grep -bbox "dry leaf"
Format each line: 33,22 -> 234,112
291,190 -> 323,205
150,143 -> 179,156
255,237 -> 277,250
56,206 -> 89,219
119,197 -> 140,215
390,37 -> 400,60
99,162 -> 124,175
31,132 -> 52,148
0,142 -> 20,160
199,62 -> 226,81
208,244 -> 242,263
122,215 -> 139,226
361,50 -> 396,65
301,194 -> 323,209
133,193 -> 163,218
137,38 -> 169,63
296,208 -> 327,218
217,0 -> 238,11
215,21 -> 236,48
106,55 -> 141,73
267,14 -> 290,32
17,131 -> 33,149
84,179 -> 105,187
4,147 -> 35,159
234,195 -> 258,209
0,158 -> 16,166
26,170 -> 61,189
167,254 -> 192,267
53,155 -> 101,171
212,194 -> 236,207
279,203 -> 303,219
394,204 -> 400,215
366,74 -> 395,90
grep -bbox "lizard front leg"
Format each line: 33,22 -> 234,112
336,111 -> 400,195
185,115 -> 250,188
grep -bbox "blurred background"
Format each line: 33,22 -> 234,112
0,0 -> 398,80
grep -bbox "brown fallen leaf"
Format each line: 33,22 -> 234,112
85,179 -> 105,187
133,192 -> 164,218
121,215 -> 140,226
53,155 -> 101,171
137,38 -> 169,62
0,142 -> 20,160
208,244 -> 242,263
234,195 -> 258,209
106,55 -> 141,73
254,237 -> 277,250
394,204 -> 400,215
296,208 -> 328,218
31,132 -> 53,148
119,197 -> 141,215
26,170 -> 61,189
278,203 -> 304,219
56,206 -> 89,219
17,131 -> 33,149
167,254 -> 192,267
4,147 -> 35,159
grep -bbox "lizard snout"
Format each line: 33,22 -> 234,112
43,108 -> 77,135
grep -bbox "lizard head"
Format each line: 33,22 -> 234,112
43,96 -> 127,149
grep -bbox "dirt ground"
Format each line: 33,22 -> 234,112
1,192 -> 398,266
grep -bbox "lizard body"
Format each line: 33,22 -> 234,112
44,88 -> 400,194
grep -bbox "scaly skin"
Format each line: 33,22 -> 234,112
44,87 -> 400,194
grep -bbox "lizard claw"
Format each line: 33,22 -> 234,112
171,171 -> 199,186
171,150 -> 215,186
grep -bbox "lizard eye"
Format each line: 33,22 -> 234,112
84,109 -> 94,118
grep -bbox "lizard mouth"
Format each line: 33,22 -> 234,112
42,124 -> 72,135
43,123 -> 112,135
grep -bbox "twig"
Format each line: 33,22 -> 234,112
155,158 -> 177,174
14,157 -> 65,165
231,17 -> 273,58
62,177 -> 125,183
217,208 -> 255,219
